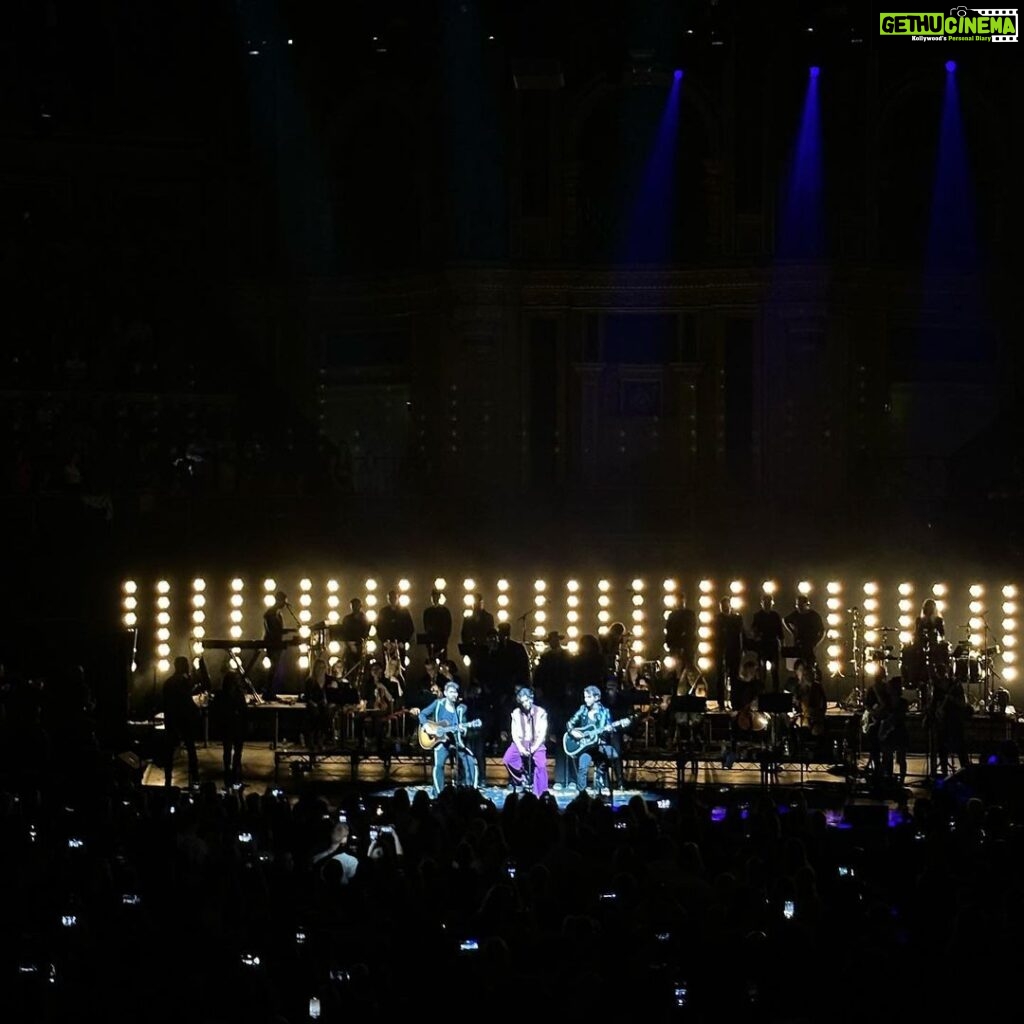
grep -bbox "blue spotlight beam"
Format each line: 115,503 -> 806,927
623,74 -> 683,263
777,68 -> 824,260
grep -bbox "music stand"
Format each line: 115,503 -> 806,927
758,692 -> 794,714
670,696 -> 707,778
757,692 -> 794,784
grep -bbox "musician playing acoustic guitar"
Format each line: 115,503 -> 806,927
417,679 -> 480,796
565,685 -> 624,797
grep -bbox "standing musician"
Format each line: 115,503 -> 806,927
339,596 -> 369,665
565,684 -> 623,796
503,686 -> 548,796
600,622 -> 629,678
928,662 -> 971,778
422,588 -> 453,661
418,679 -> 479,796
712,596 -> 745,709
664,591 -> 698,669
750,593 -> 785,691
259,590 -> 297,700
783,594 -> 825,673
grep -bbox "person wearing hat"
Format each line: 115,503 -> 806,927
417,678 -> 479,796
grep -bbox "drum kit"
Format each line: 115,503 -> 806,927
862,625 -> 998,696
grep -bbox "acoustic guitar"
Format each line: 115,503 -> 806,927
563,717 -> 632,758
418,718 -> 482,751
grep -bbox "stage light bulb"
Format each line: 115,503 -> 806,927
157,580 -> 170,594
932,583 -> 947,597
123,580 -> 137,595
827,581 -> 841,595
534,579 -> 546,592
1003,585 -> 1017,599
365,579 -> 377,591
697,657 -> 712,672
231,578 -> 244,592
899,583 -> 913,596
463,578 -> 476,591
663,578 -> 677,592
230,626 -> 242,639
1004,666 -> 1018,683
762,580 -> 776,594
123,613 -> 137,627
631,579 -> 644,591
326,579 -> 339,593
263,579 -> 275,592
729,580 -> 743,594
497,609 -> 508,623
598,579 -> 610,592
263,594 -> 275,608
434,577 -> 446,591
497,578 -> 509,591
567,579 -> 579,592
699,579 -> 712,593
798,581 -> 811,595
157,659 -> 170,673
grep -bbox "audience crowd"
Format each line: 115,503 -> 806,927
0,662 -> 1020,1024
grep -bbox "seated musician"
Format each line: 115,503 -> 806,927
503,686 -> 549,797
788,659 -> 827,763
565,684 -> 622,796
301,657 -> 333,751
409,657 -> 444,713
418,679 -> 478,796
668,657 -> 708,748
727,653 -> 767,759
358,656 -> 404,761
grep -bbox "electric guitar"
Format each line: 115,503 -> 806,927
563,717 -> 632,758
418,718 -> 482,751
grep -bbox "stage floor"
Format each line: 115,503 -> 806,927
142,740 -> 944,813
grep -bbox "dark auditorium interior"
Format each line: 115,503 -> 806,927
1,2 -> 1023,1022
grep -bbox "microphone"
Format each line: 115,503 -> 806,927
516,611 -> 530,621
846,606 -> 859,612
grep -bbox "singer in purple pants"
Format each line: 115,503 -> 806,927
503,686 -> 548,796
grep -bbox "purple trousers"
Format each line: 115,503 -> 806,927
503,744 -> 548,796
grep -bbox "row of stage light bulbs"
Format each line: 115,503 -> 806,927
119,577 -> 1018,684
